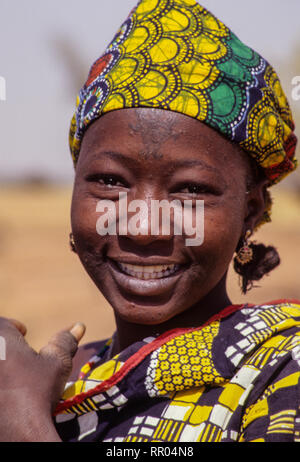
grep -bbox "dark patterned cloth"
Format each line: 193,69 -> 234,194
54,300 -> 300,442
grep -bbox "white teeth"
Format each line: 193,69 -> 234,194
117,262 -> 180,279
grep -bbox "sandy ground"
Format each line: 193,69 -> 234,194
0,184 -> 300,351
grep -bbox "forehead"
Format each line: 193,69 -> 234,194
78,108 -> 249,175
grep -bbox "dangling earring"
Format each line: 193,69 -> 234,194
69,232 -> 76,253
235,230 -> 253,265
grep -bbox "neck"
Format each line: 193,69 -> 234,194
111,274 -> 232,356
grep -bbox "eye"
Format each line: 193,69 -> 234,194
99,175 -> 121,187
176,182 -> 220,196
87,174 -> 128,189
182,184 -> 208,194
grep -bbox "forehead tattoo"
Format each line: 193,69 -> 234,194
129,110 -> 183,160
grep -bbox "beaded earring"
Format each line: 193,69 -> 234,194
235,230 -> 253,265
69,232 -> 76,253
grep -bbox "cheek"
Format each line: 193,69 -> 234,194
71,198 -> 112,293
71,198 -> 96,241
192,198 -> 245,272
71,190 -> 109,262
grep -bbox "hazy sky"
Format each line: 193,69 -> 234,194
1,0 -> 300,182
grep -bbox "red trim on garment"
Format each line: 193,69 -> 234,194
54,303 -> 245,415
54,299 -> 300,415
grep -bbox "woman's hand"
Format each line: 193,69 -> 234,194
0,317 -> 85,442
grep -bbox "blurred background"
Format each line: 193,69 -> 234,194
0,0 -> 300,350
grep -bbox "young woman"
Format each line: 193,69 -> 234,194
0,0 -> 299,442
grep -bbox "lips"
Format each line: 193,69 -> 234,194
108,258 -> 187,298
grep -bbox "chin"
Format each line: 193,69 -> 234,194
108,292 -> 183,325
116,309 -> 180,327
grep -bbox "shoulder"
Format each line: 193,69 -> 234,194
69,339 -> 108,381
251,299 -> 300,309
246,299 -> 300,315
264,299 -> 300,306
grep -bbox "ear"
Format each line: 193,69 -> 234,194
243,178 -> 270,233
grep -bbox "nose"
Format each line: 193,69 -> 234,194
118,193 -> 175,245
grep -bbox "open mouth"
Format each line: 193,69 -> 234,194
115,262 -> 181,280
107,258 -> 188,299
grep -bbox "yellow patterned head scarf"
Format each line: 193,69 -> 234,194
69,0 -> 297,221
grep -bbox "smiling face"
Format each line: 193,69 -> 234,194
71,108 -> 265,328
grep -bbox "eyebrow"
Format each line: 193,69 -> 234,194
90,150 -> 219,173
169,159 -> 220,174
88,150 -> 138,167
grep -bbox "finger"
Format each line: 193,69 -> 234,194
0,317 -> 27,338
7,318 -> 27,336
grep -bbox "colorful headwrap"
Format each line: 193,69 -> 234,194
69,0 -> 297,222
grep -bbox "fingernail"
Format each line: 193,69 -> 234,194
70,322 -> 86,341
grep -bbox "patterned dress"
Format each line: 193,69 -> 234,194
54,300 -> 300,442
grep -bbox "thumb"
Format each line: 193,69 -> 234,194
38,322 -> 86,410
69,322 -> 86,343
39,322 -> 86,377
